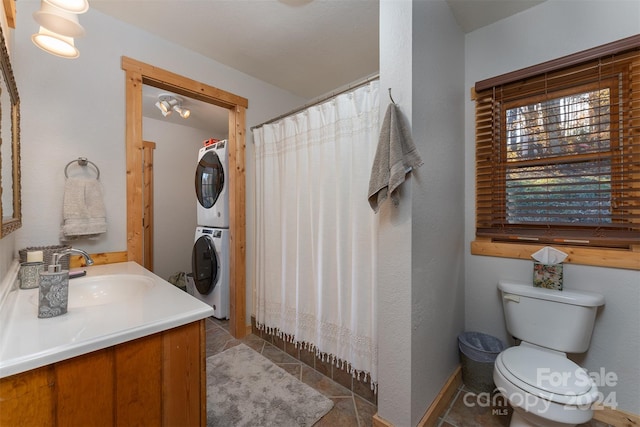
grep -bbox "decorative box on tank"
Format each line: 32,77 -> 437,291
533,262 -> 563,290
531,246 -> 568,291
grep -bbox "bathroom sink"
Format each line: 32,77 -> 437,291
29,274 -> 156,309
68,274 -> 155,308
3,261 -> 214,380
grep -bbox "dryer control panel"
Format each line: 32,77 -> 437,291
199,228 -> 222,238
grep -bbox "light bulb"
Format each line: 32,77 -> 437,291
173,105 -> 191,119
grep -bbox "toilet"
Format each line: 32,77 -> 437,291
494,280 -> 605,427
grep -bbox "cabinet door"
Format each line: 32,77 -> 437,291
115,333 -> 163,426
163,320 -> 205,425
56,348 -> 115,425
0,366 -> 55,426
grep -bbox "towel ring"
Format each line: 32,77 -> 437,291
64,157 -> 100,179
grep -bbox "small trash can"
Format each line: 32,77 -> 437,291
458,331 -> 505,394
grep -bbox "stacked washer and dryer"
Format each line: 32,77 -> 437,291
189,140 -> 230,319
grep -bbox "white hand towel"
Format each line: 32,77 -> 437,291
61,177 -> 107,240
368,103 -> 423,213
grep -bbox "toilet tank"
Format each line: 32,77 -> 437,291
498,280 -> 605,353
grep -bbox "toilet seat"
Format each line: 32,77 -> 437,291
495,345 -> 598,406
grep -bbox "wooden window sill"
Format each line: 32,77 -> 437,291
471,239 -> 640,270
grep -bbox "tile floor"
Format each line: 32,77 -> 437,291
205,317 -> 377,426
206,318 -> 614,427
251,318 -> 378,406
436,385 -> 614,427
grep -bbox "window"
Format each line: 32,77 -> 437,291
474,36 -> 640,264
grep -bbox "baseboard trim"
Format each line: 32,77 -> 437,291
372,413 -> 394,427
593,406 -> 640,427
372,366 -> 462,427
418,366 -> 463,427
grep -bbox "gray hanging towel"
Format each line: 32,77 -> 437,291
368,103 -> 423,213
61,177 -> 107,240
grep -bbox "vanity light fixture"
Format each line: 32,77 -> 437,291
44,0 -> 89,14
31,0 -> 88,59
31,26 -> 79,59
33,1 -> 85,37
155,94 -> 191,119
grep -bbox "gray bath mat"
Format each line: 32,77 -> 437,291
206,343 -> 334,426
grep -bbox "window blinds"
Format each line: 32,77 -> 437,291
475,36 -> 640,248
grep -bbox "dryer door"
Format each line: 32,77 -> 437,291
195,150 -> 225,209
192,235 -> 220,295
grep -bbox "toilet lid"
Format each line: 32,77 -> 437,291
501,346 -> 593,396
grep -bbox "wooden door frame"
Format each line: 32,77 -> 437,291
142,141 -> 155,272
121,57 -> 248,338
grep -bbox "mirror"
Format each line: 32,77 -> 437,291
0,24 -> 21,237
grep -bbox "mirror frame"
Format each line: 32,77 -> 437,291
0,23 -> 21,237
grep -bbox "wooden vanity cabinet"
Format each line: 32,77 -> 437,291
0,320 -> 206,426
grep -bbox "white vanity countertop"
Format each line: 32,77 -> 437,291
0,261 -> 214,378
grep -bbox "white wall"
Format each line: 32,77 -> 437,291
464,0 -> 640,414
411,0 -> 465,424
0,237 -> 14,283
377,1 -> 465,425
142,117 -> 214,281
377,1 -> 414,424
12,1 -> 305,322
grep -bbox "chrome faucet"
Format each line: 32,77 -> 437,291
48,248 -> 95,272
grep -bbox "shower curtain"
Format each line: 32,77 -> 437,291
253,80 -> 379,387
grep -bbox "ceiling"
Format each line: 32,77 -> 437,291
93,0 -> 544,133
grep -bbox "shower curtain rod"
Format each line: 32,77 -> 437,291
250,72 -> 380,132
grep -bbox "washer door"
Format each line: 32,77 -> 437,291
195,150 -> 225,209
191,235 -> 220,295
